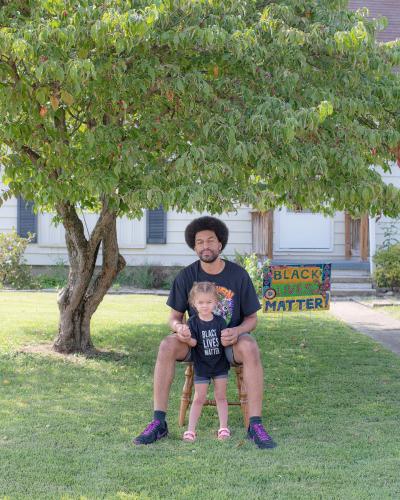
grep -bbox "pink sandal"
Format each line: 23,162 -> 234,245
183,430 -> 196,442
217,427 -> 231,441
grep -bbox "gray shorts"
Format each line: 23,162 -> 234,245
179,332 -> 251,367
194,372 -> 229,384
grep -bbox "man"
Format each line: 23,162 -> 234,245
133,216 -> 275,449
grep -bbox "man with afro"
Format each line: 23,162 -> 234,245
133,216 -> 275,449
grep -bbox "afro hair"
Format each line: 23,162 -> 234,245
184,216 -> 229,250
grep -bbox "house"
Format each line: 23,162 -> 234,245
1,0 -> 400,272
1,169 -> 400,271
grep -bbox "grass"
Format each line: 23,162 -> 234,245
1,292 -> 400,499
381,306 -> 400,320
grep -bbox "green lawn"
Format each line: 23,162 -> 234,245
1,292 -> 400,499
381,305 -> 400,320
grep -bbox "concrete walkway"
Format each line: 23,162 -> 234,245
329,301 -> 400,355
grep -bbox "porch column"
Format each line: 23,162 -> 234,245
251,210 -> 274,259
369,216 -> 376,274
360,214 -> 369,261
344,212 -> 352,259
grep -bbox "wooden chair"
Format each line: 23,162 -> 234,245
178,363 -> 249,429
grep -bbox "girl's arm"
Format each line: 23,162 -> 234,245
177,336 -> 196,347
181,318 -> 197,347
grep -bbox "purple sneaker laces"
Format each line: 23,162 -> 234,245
142,419 -> 160,436
252,423 -> 271,441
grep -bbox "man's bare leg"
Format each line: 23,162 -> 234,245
154,335 -> 190,411
232,336 -> 276,448
133,335 -> 189,445
232,336 -> 263,416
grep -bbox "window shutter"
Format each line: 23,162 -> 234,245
147,208 -> 167,244
17,197 -> 37,243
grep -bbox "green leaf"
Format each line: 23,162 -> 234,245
61,90 -> 74,106
35,87 -> 48,105
317,101 -> 334,122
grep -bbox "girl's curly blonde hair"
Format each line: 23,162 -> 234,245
188,281 -> 218,308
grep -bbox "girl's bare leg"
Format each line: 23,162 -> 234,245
214,378 -> 228,429
187,383 -> 208,433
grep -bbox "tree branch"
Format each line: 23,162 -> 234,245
56,202 -> 88,254
85,214 -> 125,315
21,145 -> 40,163
7,58 -> 20,81
87,196 -> 120,252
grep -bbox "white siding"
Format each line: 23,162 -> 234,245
12,206 -> 253,266
3,161 -> 400,266
25,211 -> 147,266
0,172 -> 17,233
125,207 -> 253,266
272,210 -> 346,260
374,163 -> 400,249
37,212 -> 146,248
0,198 -> 359,265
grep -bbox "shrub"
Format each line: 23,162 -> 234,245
35,260 -> 68,289
0,230 -> 36,289
131,265 -> 155,289
113,265 -> 181,289
234,251 -> 269,297
380,218 -> 400,250
373,243 -> 400,289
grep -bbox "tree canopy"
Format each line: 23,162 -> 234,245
1,0 -> 400,218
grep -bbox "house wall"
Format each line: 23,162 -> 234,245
0,185 -> 254,266
0,197 -> 17,234
272,210 -> 346,260
374,163 -> 400,249
0,172 -> 17,234
348,0 -> 400,43
0,170 -> 358,266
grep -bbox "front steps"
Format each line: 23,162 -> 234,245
331,269 -> 375,297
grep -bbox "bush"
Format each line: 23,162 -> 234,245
234,251 -> 269,297
0,230 -> 36,289
113,265 -> 181,289
373,243 -> 400,289
131,265 -> 155,289
35,260 -> 68,289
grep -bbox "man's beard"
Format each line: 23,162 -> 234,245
199,250 -> 219,263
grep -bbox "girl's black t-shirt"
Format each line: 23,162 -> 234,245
167,259 -> 261,327
188,314 -> 229,378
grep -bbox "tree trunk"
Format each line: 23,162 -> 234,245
53,202 -> 125,353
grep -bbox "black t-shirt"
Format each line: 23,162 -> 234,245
188,314 -> 229,378
167,259 -> 261,327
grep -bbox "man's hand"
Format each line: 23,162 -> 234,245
221,327 -> 239,346
175,323 -> 191,344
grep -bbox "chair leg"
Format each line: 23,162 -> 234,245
178,364 -> 194,427
235,366 -> 249,429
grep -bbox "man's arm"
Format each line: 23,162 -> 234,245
169,309 -> 185,332
168,308 -> 192,343
220,313 -> 258,347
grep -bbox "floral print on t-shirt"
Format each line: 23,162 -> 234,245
214,286 -> 235,325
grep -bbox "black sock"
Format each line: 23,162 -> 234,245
249,416 -> 262,427
154,410 -> 166,425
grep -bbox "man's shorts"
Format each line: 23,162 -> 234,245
179,332 -> 251,367
194,372 -> 229,384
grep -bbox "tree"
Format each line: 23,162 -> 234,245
1,0 -> 400,353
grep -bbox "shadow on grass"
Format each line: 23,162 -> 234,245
15,322 -> 169,365
1,312 -> 400,499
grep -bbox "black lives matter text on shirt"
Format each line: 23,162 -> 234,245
188,314 -> 230,378
167,259 -> 261,328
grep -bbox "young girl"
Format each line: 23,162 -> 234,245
180,281 -> 230,442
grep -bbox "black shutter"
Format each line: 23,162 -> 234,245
17,197 -> 37,243
147,208 -> 167,244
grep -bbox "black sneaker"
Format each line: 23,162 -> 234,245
133,419 -> 168,445
247,423 -> 276,449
